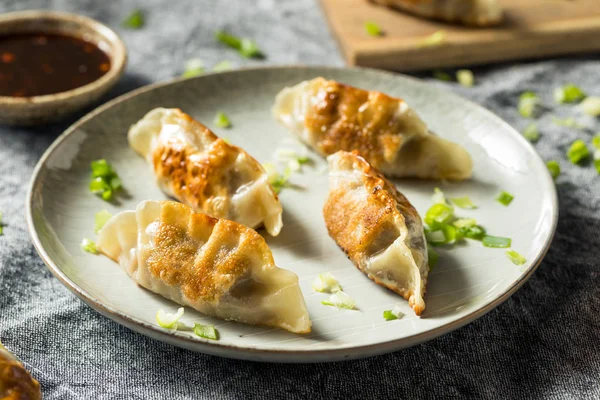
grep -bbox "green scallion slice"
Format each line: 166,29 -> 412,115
212,60 -> 232,72
431,187 -> 446,205
567,139 -> 589,164
456,69 -> 474,87
433,70 -> 453,82
81,238 -> 98,254
94,210 -> 113,234
496,191 -> 514,206
321,291 -> 357,310
518,91 -> 540,118
214,112 -> 231,128
426,230 -> 446,246
417,30 -> 446,48
182,58 -> 205,78
193,323 -> 219,340
122,9 -> 145,29
554,84 -> 586,104
482,235 -> 512,248
592,135 -> 600,150
451,196 -> 477,209
215,30 -> 262,58
551,116 -> 585,129
505,250 -> 526,266
0,211 -> 4,236
365,21 -> 382,36
156,308 -> 184,329
459,225 -> 486,241
523,123 -> 540,142
452,218 -> 477,229
383,310 -> 398,321
546,160 -> 561,180
581,96 -> 600,116
89,160 -> 122,201
424,203 -> 454,228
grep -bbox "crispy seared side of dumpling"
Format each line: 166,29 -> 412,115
129,108 -> 283,236
0,342 -> 41,400
370,0 -> 503,27
273,77 -> 472,181
323,151 -> 428,315
98,200 -> 311,334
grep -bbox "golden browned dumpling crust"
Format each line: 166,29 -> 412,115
324,150 -> 428,315
273,78 -> 473,181
0,343 -> 41,400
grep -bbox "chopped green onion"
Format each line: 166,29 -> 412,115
546,160 -> 561,179
594,157 -> 600,175
505,250 -> 526,266
94,210 -> 112,233
214,112 -> 231,128
424,203 -> 454,228
122,9 -> 145,29
554,84 -> 586,104
496,191 -> 514,206
417,30 -> 446,48
182,58 -> 205,78
482,235 -> 512,248
156,308 -> 184,329
426,230 -> 447,245
433,70 -> 453,82
297,155 -> 310,165
592,135 -> 600,150
459,225 -> 486,241
442,224 -> 461,244
312,273 -> 342,293
215,30 -> 262,58
212,60 -> 232,72
456,69 -> 474,87
193,323 -> 219,340
383,308 -> 404,321
89,160 -> 122,201
518,91 -> 540,118
428,247 -> 439,270
567,139 -> 590,164
81,238 -> 98,254
452,218 -> 476,229
321,291 -> 356,310
263,163 -> 292,194
551,116 -> 585,129
90,159 -> 114,179
581,96 -> 600,117
451,196 -> 477,209
523,123 -> 540,142
0,211 -> 3,236
431,187 -> 446,205
383,310 -> 398,321
365,21 -> 382,36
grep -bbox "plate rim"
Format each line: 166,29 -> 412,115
25,65 -> 559,363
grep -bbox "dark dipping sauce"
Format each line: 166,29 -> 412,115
0,33 -> 110,97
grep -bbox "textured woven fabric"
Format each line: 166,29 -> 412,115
1,1 -> 599,399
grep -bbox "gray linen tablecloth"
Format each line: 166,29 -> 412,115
1,0 -> 599,398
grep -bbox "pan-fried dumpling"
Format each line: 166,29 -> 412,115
97,200 -> 311,334
273,77 -> 472,181
323,151 -> 428,315
129,108 -> 283,236
370,0 -> 503,27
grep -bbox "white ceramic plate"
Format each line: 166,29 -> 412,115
26,66 -> 557,363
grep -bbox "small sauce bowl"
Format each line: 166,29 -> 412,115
0,10 -> 127,126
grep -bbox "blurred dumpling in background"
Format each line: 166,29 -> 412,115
273,77 -> 472,181
129,108 -> 283,236
369,0 -> 503,27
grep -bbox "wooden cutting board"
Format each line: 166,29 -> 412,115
320,0 -> 600,71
